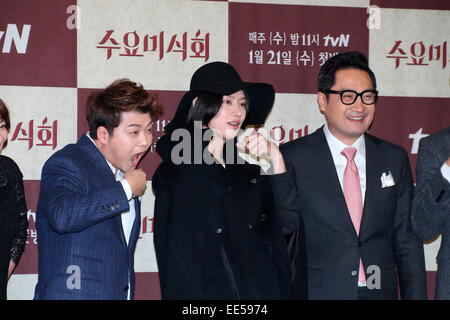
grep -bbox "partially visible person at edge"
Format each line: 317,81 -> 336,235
0,98 -> 28,300
152,61 -> 307,299
412,126 -> 450,300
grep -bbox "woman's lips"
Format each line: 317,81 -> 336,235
227,121 -> 241,129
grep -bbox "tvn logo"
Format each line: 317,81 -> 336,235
0,24 -> 31,54
409,128 -> 429,154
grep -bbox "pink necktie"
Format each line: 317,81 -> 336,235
341,147 -> 366,283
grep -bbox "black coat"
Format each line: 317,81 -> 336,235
152,133 -> 292,299
0,155 -> 28,300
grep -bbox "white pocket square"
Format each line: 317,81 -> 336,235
380,171 -> 395,188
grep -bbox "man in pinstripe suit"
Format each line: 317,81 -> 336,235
34,79 -> 162,299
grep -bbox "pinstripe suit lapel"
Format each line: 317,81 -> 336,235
78,134 -> 129,248
77,135 -> 116,182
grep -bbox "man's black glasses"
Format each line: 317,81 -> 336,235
324,89 -> 378,105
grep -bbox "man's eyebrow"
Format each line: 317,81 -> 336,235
127,120 -> 153,128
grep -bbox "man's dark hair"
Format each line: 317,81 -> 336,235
318,51 -> 377,96
186,90 -> 249,128
86,78 -> 164,139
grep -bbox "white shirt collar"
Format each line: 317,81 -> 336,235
86,132 -> 122,177
323,124 -> 366,160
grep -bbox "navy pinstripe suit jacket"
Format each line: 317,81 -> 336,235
34,135 -> 141,300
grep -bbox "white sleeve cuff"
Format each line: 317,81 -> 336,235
120,179 -> 133,201
441,162 -> 450,182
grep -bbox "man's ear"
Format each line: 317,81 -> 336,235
317,92 -> 327,114
96,126 -> 110,145
191,97 -> 198,107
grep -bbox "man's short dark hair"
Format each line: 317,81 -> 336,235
186,90 -> 249,128
86,79 -> 164,139
318,51 -> 377,96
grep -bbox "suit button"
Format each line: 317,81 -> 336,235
358,241 -> 362,247
250,178 -> 257,184
124,285 -> 129,291
216,228 -> 223,234
351,271 -> 357,276
436,189 -> 445,203
248,224 -> 253,229
228,186 -> 232,193
260,214 -> 268,221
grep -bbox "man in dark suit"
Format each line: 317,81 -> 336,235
279,51 -> 427,299
412,126 -> 450,300
34,79 -> 163,299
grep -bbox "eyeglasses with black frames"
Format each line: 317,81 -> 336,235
324,89 -> 378,105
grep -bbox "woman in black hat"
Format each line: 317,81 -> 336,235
152,62 -> 300,299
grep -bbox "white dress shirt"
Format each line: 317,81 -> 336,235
323,124 -> 367,203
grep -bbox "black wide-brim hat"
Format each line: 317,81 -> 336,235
164,61 -> 275,133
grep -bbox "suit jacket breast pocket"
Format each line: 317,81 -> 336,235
379,184 -> 397,199
377,186 -> 397,214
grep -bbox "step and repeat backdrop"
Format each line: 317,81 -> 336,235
0,0 -> 449,299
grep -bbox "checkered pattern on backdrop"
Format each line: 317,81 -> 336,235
0,0 -> 448,299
